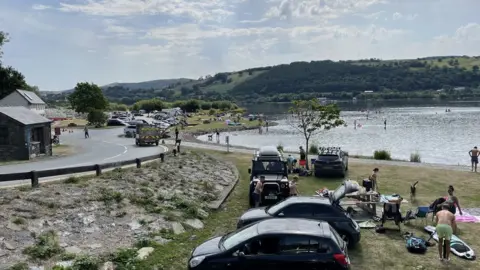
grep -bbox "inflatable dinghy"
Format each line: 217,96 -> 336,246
424,225 -> 476,260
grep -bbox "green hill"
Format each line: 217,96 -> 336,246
44,56 -> 480,104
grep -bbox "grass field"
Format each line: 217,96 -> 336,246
54,119 -> 88,127
52,144 -> 75,156
134,150 -> 480,270
171,70 -> 266,96
184,118 -> 261,132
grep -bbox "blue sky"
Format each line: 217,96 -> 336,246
1,0 -> 479,91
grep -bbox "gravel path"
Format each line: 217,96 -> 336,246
172,139 -> 472,172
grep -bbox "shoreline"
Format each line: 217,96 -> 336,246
182,135 -> 471,169
183,121 -> 278,137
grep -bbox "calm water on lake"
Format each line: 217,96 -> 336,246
198,100 -> 480,165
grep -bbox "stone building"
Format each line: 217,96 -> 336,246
0,106 -> 52,161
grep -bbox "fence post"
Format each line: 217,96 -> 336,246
160,153 -> 165,162
31,171 -> 39,188
95,164 -> 102,176
136,158 -> 141,168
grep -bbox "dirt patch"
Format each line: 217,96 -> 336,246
52,144 -> 76,157
0,151 -> 236,268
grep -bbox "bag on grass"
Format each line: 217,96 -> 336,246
406,236 -> 427,254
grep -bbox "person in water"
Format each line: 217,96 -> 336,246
445,185 -> 463,215
435,204 -> 457,262
469,146 -> 479,172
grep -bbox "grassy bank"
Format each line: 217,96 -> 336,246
52,144 -> 75,156
133,150 -> 480,270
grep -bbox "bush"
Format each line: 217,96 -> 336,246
67,123 -> 77,127
373,150 -> 392,160
410,152 -> 421,163
23,230 -> 63,260
72,255 -> 99,270
308,144 -> 319,155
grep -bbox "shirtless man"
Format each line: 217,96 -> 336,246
253,176 -> 265,207
435,204 -> 457,262
469,146 -> 479,172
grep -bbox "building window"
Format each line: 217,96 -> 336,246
0,126 -> 9,145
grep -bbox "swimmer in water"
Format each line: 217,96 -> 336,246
469,146 -> 479,172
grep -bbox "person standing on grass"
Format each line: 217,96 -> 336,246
368,168 -> 379,192
175,127 -> 179,141
84,126 -> 89,138
435,204 -> 456,262
253,176 -> 265,207
468,146 -> 479,172
289,176 -> 299,196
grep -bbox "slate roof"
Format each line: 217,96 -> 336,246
0,106 -> 52,126
16,89 -> 46,105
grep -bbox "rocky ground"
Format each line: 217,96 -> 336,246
0,151 -> 237,269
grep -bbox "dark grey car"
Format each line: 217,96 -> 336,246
236,182 -> 361,248
314,148 -> 348,177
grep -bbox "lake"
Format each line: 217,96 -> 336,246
197,100 -> 480,165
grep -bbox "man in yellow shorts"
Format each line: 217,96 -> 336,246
435,204 -> 457,262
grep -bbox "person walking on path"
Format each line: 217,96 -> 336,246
253,176 -> 265,207
434,204 -> 456,262
84,126 -> 89,138
175,127 -> 179,141
468,146 -> 479,172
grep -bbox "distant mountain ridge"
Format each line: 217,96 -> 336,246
43,78 -> 192,93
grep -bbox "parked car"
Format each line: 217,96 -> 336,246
107,119 -> 127,126
188,218 -> 351,270
237,188 -> 360,248
314,147 -> 348,177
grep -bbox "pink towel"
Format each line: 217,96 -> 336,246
454,209 -> 480,223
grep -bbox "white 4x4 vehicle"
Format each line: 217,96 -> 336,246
124,125 -> 136,137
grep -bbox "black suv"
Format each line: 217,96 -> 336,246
188,218 -> 351,270
248,146 -> 290,207
236,190 -> 361,248
314,147 -> 348,177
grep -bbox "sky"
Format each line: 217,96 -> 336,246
1,0 -> 480,91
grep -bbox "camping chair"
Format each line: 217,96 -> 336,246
414,206 -> 432,225
381,203 -> 403,230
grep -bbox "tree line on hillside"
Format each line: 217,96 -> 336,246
230,60 -> 480,102
0,31 -> 41,100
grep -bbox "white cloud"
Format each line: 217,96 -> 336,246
32,4 -> 51,10
392,12 -> 417,21
57,0 -> 234,22
392,12 -> 402,20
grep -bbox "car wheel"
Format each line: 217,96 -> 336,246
340,232 -> 355,249
249,194 -> 254,208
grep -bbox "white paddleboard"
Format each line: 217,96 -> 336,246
424,225 -> 476,260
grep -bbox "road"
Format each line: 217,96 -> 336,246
0,127 -> 167,174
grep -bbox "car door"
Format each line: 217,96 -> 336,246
313,205 -> 352,244
275,235 -> 338,270
277,203 -> 314,219
230,236 -> 281,270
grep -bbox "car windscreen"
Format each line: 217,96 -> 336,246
266,200 -> 289,215
252,160 -> 285,174
126,125 -> 136,129
330,225 -> 345,250
221,224 -> 258,250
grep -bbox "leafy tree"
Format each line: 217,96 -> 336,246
87,109 -> 108,127
473,65 -> 479,73
0,31 -> 8,60
109,103 -> 128,111
0,64 -> 29,99
133,98 -> 164,113
288,99 -> 345,169
68,82 -> 108,113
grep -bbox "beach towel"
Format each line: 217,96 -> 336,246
454,208 -> 480,223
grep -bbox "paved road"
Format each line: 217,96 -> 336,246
170,140 -> 471,172
0,127 -> 167,174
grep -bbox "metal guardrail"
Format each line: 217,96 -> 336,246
0,153 -> 167,188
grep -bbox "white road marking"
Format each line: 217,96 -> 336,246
102,140 -> 129,161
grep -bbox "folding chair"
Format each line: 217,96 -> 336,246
414,206 -> 431,225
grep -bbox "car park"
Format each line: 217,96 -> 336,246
124,125 -> 137,137
248,146 -> 290,207
236,192 -> 360,248
188,218 -> 351,270
314,147 -> 349,177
